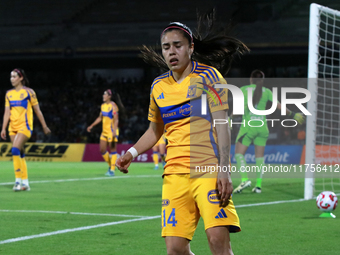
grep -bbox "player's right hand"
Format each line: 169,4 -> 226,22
0,129 -> 6,140
43,126 -> 51,135
217,170 -> 233,207
87,126 -> 92,132
293,112 -> 305,125
115,152 -> 133,174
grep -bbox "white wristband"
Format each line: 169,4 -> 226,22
127,147 -> 138,159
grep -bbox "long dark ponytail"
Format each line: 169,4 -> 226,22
107,89 -> 126,120
250,69 -> 265,107
141,9 -> 249,76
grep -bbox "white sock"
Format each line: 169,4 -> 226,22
15,178 -> 21,184
22,179 -> 29,186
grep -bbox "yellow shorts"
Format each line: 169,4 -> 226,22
9,129 -> 32,139
100,129 -> 119,143
161,174 -> 240,240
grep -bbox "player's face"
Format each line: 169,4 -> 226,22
10,71 -> 23,87
161,30 -> 193,74
103,92 -> 110,102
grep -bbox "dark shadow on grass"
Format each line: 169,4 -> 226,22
301,216 -> 336,219
109,232 -> 123,236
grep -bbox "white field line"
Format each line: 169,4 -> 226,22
1,174 -> 338,245
0,216 -> 160,245
235,198 -> 306,208
0,209 -> 148,218
0,174 -> 161,186
0,198 -> 310,219
0,197 -> 311,245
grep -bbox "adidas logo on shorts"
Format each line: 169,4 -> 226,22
215,208 -> 228,219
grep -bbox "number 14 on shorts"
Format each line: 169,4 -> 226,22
163,208 -> 177,227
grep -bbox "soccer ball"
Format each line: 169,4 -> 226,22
316,191 -> 338,212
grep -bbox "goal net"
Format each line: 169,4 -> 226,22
305,3 -> 340,199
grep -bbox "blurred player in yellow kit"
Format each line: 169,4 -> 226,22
152,134 -> 166,170
1,68 -> 51,191
87,89 -> 119,176
117,13 -> 249,255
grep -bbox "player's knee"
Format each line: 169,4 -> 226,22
165,238 -> 191,255
166,245 -> 190,255
11,147 -> 21,156
207,235 -> 232,254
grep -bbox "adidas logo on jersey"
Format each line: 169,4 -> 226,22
157,93 -> 165,99
215,208 -> 228,219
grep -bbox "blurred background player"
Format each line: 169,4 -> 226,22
232,70 -> 305,194
152,134 -> 166,170
1,68 -> 51,191
87,89 -> 123,176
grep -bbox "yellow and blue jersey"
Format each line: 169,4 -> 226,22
5,87 -> 38,132
101,101 -> 118,135
148,61 -> 228,175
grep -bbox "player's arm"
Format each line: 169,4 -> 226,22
1,106 -> 10,140
87,113 -> 102,132
277,102 -> 305,125
112,103 -> 119,133
113,113 -> 118,138
208,73 -> 233,205
212,109 -> 233,207
32,104 -> 51,135
266,88 -> 305,125
116,121 -> 163,172
134,121 -> 163,154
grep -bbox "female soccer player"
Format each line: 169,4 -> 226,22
87,89 -> 120,176
116,12 -> 249,255
233,70 -> 305,194
1,68 -> 51,191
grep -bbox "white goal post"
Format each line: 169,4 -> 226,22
305,3 -> 340,199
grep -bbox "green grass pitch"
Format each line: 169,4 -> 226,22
0,162 -> 338,255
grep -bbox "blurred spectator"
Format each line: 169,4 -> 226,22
282,127 -> 292,144
297,127 -> 306,144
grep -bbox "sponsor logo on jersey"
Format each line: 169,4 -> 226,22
179,103 -> 192,116
162,112 -> 177,118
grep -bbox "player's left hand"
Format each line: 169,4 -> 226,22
43,126 -> 51,135
217,170 -> 233,207
293,112 -> 305,125
228,117 -> 232,130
